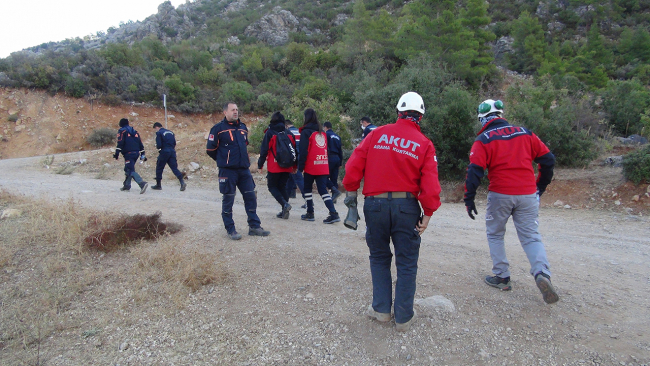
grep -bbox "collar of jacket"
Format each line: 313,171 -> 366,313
395,118 -> 421,132
224,117 -> 241,127
476,118 -> 509,136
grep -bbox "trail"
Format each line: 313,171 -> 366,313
0,151 -> 649,365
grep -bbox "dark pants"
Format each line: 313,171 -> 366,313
286,170 -> 305,197
267,172 -> 290,207
156,150 -> 183,183
303,173 -> 337,214
218,168 -> 261,233
123,151 -> 144,189
326,157 -> 341,191
363,196 -> 421,324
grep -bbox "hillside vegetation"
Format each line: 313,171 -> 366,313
1,0 -> 650,179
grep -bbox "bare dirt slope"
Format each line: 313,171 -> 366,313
0,151 -> 649,366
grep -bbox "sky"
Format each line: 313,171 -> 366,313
0,0 -> 187,58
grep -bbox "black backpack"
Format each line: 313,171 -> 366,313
272,131 -> 297,168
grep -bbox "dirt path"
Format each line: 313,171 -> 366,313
1,151 -> 649,365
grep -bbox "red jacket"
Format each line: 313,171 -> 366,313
465,118 -> 555,197
342,118 -> 442,216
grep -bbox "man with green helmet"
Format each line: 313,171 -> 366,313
464,99 -> 559,304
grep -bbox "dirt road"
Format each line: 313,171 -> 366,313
1,151 -> 649,365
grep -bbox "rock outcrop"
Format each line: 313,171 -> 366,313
244,7 -> 299,46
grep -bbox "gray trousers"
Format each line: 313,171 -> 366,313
485,191 -> 551,278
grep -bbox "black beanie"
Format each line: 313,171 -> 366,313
153,122 -> 163,128
119,118 -> 129,127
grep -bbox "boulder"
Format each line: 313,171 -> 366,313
244,7 -> 299,46
188,162 -> 200,172
604,155 -> 623,167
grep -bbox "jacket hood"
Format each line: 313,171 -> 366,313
269,119 -> 286,132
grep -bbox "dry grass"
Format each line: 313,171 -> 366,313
0,190 -> 225,364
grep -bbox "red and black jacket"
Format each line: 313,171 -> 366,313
464,118 -> 555,203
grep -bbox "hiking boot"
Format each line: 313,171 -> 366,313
139,182 -> 148,194
281,202 -> 291,219
248,227 -> 270,236
323,212 -> 340,224
276,211 -> 283,218
395,309 -> 417,332
120,186 -> 130,191
228,231 -> 242,240
300,203 -> 307,209
151,185 -> 162,190
301,212 -> 315,221
180,181 -> 187,191
484,275 -> 512,291
331,189 -> 342,204
535,273 -> 559,304
366,304 -> 391,322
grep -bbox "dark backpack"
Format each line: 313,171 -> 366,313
272,131 -> 297,168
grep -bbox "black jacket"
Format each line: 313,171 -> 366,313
116,126 -> 144,156
206,118 -> 250,169
156,128 -> 177,152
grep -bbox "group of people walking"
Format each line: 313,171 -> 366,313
114,91 -> 560,333
113,118 -> 186,194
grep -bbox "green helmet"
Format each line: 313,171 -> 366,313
477,99 -> 504,118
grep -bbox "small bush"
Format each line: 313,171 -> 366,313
54,165 -> 76,175
84,211 -> 182,252
8,114 -> 18,122
622,145 -> 650,184
87,127 -> 116,147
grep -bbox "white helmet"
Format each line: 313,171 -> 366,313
477,99 -> 504,118
396,92 -> 425,114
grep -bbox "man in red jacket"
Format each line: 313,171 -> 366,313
463,99 -> 559,304
343,92 -> 442,332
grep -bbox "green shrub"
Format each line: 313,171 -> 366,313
506,76 -> 597,167
8,114 -> 18,122
622,145 -> 650,184
87,128 -> 116,147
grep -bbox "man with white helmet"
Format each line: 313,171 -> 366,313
464,99 -> 558,304
343,92 -> 442,331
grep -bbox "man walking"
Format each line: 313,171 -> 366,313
343,92 -> 442,332
463,99 -> 558,304
151,122 -> 187,191
323,121 -> 343,203
113,118 -> 148,194
206,102 -> 270,240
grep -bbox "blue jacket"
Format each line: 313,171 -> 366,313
362,124 -> 378,140
116,126 -> 144,156
156,128 -> 177,152
206,118 -> 250,169
326,129 -> 342,166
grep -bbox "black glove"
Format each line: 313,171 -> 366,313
113,152 -> 119,160
466,200 -> 477,220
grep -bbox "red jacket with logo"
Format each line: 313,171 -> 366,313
464,118 -> 555,201
342,118 -> 442,216
299,122 -> 329,176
